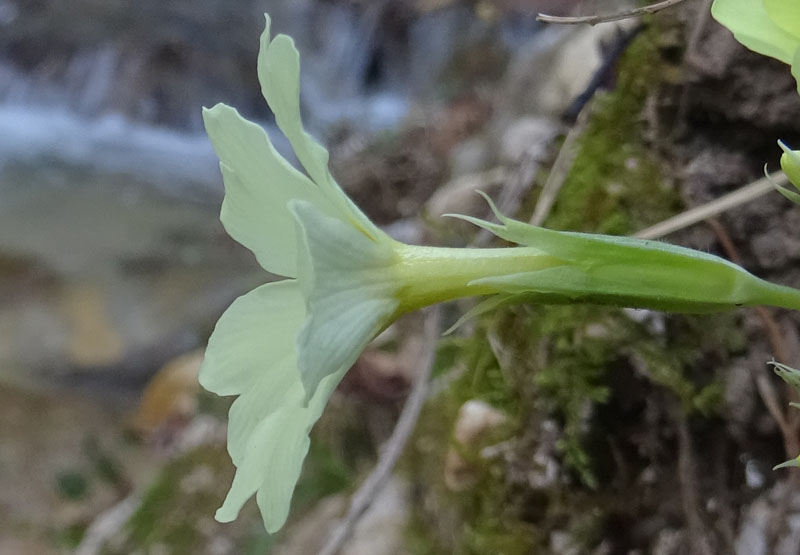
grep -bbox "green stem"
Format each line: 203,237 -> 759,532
393,244 -> 561,312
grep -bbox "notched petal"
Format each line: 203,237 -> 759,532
202,104 -> 329,277
199,281 -> 305,397
215,405 -> 310,530
257,14 -> 384,242
216,349 -> 352,532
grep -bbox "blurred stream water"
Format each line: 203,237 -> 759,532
0,0 -> 557,549
0,0 -> 500,545
0,0 -> 541,393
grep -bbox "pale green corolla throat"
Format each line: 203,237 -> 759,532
199,13 -> 800,536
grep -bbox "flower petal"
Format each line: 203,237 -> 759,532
793,46 -> 800,94
711,0 -> 799,64
763,0 -> 800,40
253,366 -> 346,532
215,403 -> 309,530
225,354 -> 301,466
257,15 -> 384,242
216,352 -> 350,532
290,200 -> 399,400
203,104 -> 330,277
199,280 -> 305,397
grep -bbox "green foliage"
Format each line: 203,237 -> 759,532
56,471 -> 89,501
123,445 -> 235,552
407,301 -> 741,552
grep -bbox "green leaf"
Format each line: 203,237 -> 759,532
443,294 -> 522,335
711,0 -> 800,64
773,183 -> 800,204
769,360 -> 800,389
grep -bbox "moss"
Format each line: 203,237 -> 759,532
56,470 -> 89,501
407,304 -> 742,552
404,22 -> 749,553
60,523 -> 88,549
403,326 -> 540,554
120,444 -> 235,553
291,438 -> 354,514
542,27 -> 681,235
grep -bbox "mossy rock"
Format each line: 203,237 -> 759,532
404,21 -> 749,554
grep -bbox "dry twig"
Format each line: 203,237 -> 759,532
633,172 -> 786,240
634,173 -> 799,455
676,411 -> 715,555
529,99 -> 595,227
538,0 -> 691,26
674,0 -> 714,134
74,495 -> 141,555
319,307 -> 442,555
705,218 -> 799,458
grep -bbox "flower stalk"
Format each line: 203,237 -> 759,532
199,13 -> 800,534
392,244 -> 561,312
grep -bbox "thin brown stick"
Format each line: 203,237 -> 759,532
538,0 -> 691,26
675,411 -> 714,555
319,307 -> 441,555
75,495 -> 141,555
706,218 -> 798,458
633,172 -> 787,240
674,0 -> 713,136
529,99 -> 595,227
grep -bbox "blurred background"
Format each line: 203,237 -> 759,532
3,0 -> 800,553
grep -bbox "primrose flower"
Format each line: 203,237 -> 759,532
711,0 -> 800,92
199,16 -> 401,533
201,15 -> 800,534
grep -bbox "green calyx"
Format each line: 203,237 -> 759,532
777,140 -> 800,204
